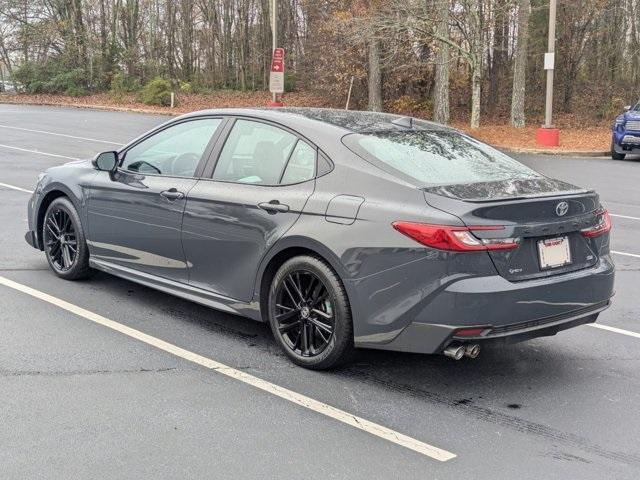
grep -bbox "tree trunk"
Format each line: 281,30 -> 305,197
469,3 -> 482,129
470,66 -> 481,129
511,0 -> 530,128
433,0 -> 450,124
368,37 -> 383,112
487,0 -> 507,115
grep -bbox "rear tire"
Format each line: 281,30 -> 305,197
267,255 -> 354,370
42,197 -> 93,280
611,141 -> 626,160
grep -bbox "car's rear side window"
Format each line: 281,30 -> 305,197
343,130 -> 539,185
213,120 -> 297,185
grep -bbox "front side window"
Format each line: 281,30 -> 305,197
212,120 -> 302,185
343,130 -> 539,186
122,118 -> 222,177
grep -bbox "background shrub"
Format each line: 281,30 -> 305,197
13,62 -> 87,95
141,77 -> 173,106
179,82 -> 193,94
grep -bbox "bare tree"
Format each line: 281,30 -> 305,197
433,0 -> 450,124
368,36 -> 383,111
511,0 -> 530,128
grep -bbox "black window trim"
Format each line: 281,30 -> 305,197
115,115 -> 228,180
199,115 -> 333,187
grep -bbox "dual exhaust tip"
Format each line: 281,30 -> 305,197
443,344 -> 480,360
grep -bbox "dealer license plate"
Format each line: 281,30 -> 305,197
538,236 -> 572,269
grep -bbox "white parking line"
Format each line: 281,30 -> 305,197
611,250 -> 640,259
0,124 -> 122,145
610,213 -> 640,221
588,323 -> 640,339
0,143 -> 79,160
0,182 -> 33,194
0,275 -> 456,462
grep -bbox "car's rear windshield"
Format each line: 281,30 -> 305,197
343,130 -> 540,186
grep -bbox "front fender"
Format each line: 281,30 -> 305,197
32,165 -> 97,248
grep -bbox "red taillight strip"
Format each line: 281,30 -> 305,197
392,222 -> 520,252
581,209 -> 611,238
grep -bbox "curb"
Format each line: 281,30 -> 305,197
0,98 -> 175,117
501,147 -> 609,157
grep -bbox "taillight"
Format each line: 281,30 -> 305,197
392,222 -> 520,252
581,209 -> 611,238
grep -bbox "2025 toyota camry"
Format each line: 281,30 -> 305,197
25,108 -> 615,369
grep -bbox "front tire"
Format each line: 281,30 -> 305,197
42,197 -> 92,280
611,141 -> 626,160
268,255 -> 354,370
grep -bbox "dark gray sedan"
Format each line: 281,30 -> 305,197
25,108 -> 615,369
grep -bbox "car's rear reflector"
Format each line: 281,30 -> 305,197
581,209 -> 611,238
454,327 -> 487,337
392,222 -> 520,252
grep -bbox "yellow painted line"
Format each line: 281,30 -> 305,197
0,124 -> 121,145
0,275 -> 456,462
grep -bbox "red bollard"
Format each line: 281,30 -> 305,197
536,127 -> 560,147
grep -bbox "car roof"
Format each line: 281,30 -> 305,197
178,107 -> 453,135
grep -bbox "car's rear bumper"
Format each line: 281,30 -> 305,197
373,301 -> 608,354
354,255 -> 615,354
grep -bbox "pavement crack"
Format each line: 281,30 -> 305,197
0,367 -> 179,378
0,268 -> 50,271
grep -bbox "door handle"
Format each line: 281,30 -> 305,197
160,188 -> 185,201
258,200 -> 290,214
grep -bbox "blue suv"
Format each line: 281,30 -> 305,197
612,101 -> 640,160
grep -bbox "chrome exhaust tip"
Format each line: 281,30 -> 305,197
464,344 -> 480,359
443,345 -> 466,360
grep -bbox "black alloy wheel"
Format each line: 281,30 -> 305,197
274,270 -> 335,357
268,255 -> 353,369
43,197 -> 92,280
44,207 -> 77,272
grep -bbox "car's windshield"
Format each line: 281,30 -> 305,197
343,130 -> 540,186
633,102 -> 640,112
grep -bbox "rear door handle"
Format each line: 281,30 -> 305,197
160,188 -> 185,201
258,200 -> 290,213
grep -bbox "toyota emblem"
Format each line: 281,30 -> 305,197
556,201 -> 569,217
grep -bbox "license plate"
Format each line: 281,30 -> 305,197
538,236 -> 572,269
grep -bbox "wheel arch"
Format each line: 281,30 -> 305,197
36,184 -> 82,249
255,236 -> 356,323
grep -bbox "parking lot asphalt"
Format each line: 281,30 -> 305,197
0,104 -> 639,479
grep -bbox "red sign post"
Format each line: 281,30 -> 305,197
268,48 -> 285,107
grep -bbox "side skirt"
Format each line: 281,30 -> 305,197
89,259 -> 263,322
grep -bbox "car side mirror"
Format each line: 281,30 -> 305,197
624,105 -> 632,112
93,151 -> 118,172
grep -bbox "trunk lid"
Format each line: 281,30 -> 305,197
423,177 -> 602,281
